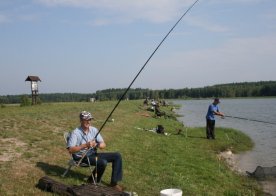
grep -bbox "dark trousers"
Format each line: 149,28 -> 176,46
73,152 -> 123,184
206,119 -> 215,139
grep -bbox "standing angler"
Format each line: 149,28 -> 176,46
206,98 -> 225,139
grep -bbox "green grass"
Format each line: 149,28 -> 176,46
0,100 -> 261,195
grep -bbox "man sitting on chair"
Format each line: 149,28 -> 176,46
67,111 -> 123,192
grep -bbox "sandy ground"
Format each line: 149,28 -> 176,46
0,138 -> 27,162
218,150 -> 276,196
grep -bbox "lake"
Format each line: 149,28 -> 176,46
174,98 -> 276,173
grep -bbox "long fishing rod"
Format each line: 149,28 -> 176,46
77,0 -> 200,167
95,0 -> 200,138
225,115 -> 276,125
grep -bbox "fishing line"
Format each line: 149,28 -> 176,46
95,0 -> 200,138
225,115 -> 276,125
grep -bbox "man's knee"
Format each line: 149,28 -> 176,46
98,159 -> 108,168
114,152 -> 122,161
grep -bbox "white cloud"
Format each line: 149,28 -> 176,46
88,18 -> 111,26
143,35 -> 276,88
178,35 -> 275,66
185,16 -> 229,32
18,13 -> 41,22
35,0 -> 196,23
208,0 -> 267,4
0,14 -> 11,23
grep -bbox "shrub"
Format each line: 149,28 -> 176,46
20,96 -> 31,107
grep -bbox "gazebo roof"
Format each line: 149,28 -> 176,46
25,76 -> 41,82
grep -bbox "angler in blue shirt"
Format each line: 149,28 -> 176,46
206,98 -> 225,139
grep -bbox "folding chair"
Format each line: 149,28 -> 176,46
61,131 -> 96,184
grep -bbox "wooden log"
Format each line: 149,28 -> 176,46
37,176 -> 71,196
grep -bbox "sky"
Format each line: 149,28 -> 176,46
0,0 -> 275,95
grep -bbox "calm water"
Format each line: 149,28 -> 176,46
174,98 -> 276,173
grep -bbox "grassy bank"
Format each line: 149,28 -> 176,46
0,100 -> 260,195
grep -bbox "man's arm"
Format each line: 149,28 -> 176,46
97,141 -> 106,149
68,140 -> 106,154
68,143 -> 89,154
213,110 -> 224,117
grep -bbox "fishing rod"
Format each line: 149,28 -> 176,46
95,0 -> 200,138
225,115 -> 276,125
77,0 -> 200,166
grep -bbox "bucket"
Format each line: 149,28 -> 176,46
160,188 -> 182,196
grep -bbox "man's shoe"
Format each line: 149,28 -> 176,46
110,184 -> 124,192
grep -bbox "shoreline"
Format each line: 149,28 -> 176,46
219,150 -> 276,196
218,150 -> 242,174
173,98 -> 276,195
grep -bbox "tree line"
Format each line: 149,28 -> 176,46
1,81 -> 276,104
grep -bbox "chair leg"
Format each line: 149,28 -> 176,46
87,157 -> 96,185
61,165 -> 72,177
